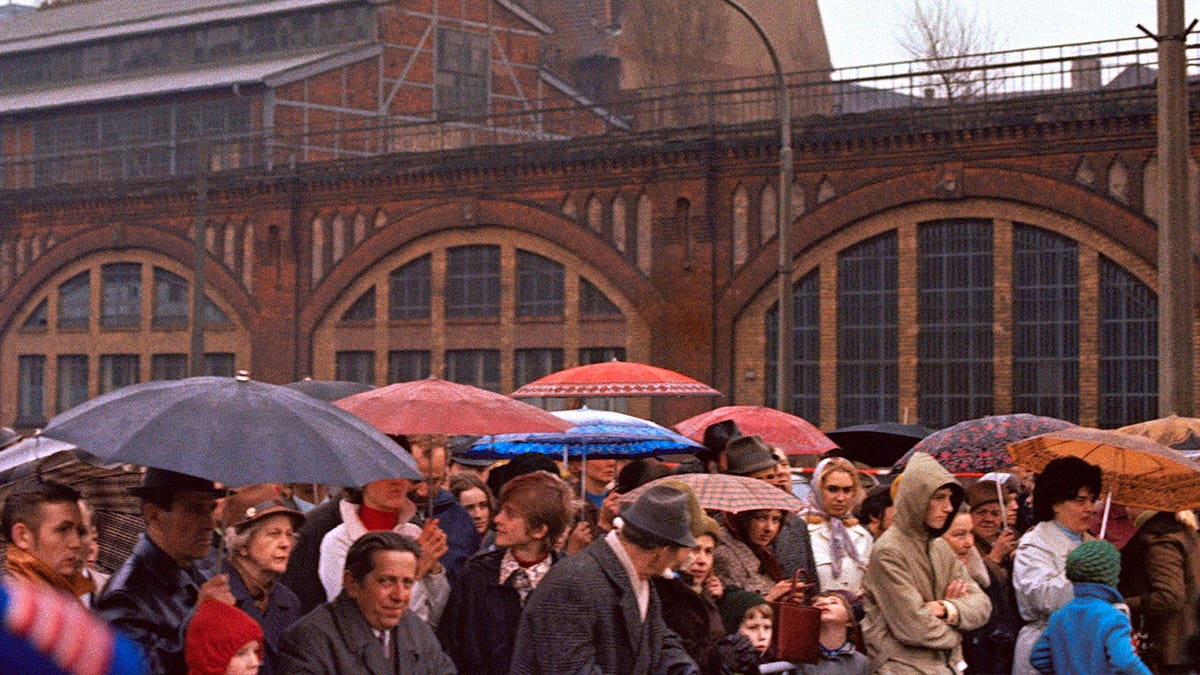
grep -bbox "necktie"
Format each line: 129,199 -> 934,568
379,629 -> 391,660
506,567 -> 533,602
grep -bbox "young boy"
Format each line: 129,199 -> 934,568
799,591 -> 869,674
718,588 -> 775,668
1029,540 -> 1151,675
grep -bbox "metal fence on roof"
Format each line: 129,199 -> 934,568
0,34 -> 1196,191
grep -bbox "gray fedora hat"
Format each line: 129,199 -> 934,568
724,435 -> 778,476
619,484 -> 695,548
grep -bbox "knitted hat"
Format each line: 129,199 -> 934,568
718,588 -> 769,634
1065,540 -> 1121,588
185,599 -> 263,675
724,435 -> 778,476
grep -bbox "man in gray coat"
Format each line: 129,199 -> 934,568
508,484 -> 699,675
278,531 -> 455,674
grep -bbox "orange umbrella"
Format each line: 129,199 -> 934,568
674,405 -> 837,456
510,360 -> 720,398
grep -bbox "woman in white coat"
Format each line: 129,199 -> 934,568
802,457 -> 872,603
1010,456 -> 1101,675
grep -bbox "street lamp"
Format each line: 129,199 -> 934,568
717,0 -> 794,411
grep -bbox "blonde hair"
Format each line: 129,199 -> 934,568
744,602 -> 773,621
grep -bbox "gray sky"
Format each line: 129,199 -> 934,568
818,1 -> 1164,69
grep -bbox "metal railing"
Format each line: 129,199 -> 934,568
1,34 -> 1195,191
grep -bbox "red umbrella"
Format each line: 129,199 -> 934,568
335,377 -> 573,436
674,405 -> 837,456
510,360 -> 720,398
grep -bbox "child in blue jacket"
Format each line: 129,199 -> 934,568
1030,539 -> 1150,674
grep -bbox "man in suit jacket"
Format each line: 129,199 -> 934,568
508,484 -> 700,675
278,531 -> 455,675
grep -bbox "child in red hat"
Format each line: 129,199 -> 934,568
185,599 -> 264,675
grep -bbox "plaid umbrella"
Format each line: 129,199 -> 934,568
893,413 -> 1074,475
618,472 -> 803,514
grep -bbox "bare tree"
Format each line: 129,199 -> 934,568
898,0 -> 1005,101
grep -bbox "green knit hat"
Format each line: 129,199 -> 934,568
718,588 -> 769,634
1065,540 -> 1121,588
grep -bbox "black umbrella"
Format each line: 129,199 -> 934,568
41,374 -> 421,487
825,422 -> 935,468
283,378 -> 375,403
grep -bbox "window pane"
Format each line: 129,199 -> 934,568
580,278 -> 621,316
99,354 -> 139,394
204,353 -> 236,377
446,246 -> 500,318
1012,225 -> 1079,421
153,268 -> 189,328
436,28 -> 489,119
151,354 -> 188,381
1098,257 -> 1157,427
203,297 -> 231,325
102,263 -> 142,328
387,350 -> 431,383
336,351 -> 375,385
22,299 -> 48,330
341,287 -> 376,321
515,348 -> 563,387
837,232 -> 898,425
57,354 -> 89,413
389,255 -> 431,319
516,251 -> 564,317
58,271 -> 90,329
917,219 -> 994,428
765,269 -> 820,421
18,355 -> 46,424
445,349 -> 501,392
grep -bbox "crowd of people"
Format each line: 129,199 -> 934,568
1,423 -> 1199,675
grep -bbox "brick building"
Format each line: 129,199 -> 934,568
0,1 -> 1189,435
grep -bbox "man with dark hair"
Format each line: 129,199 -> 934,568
279,531 -> 455,674
405,435 -> 479,585
856,484 -> 894,540
508,483 -> 699,674
95,468 -> 234,674
1,480 -> 92,600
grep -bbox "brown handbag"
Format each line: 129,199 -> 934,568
771,569 -> 821,664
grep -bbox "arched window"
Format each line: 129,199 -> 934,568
1099,257 -> 1157,427
765,269 -> 820,421
446,245 -> 500,317
516,250 -> 564,317
1012,224 -> 1079,421
388,255 -> 431,320
837,232 -> 898,425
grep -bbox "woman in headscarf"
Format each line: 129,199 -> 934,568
713,508 -> 792,601
802,457 -> 872,604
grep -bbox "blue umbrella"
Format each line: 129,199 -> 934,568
466,407 -> 703,460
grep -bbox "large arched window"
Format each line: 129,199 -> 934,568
1099,256 -> 1157,427
837,232 -> 899,426
1012,224 -> 1079,421
765,270 -> 820,421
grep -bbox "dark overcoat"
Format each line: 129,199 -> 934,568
507,536 -> 697,675
227,562 -> 303,675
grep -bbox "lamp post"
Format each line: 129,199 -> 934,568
718,0 -> 794,410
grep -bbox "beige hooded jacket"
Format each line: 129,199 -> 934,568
861,453 -> 992,674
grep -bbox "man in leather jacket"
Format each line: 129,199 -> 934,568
95,469 -> 235,674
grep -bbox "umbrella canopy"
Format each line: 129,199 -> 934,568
674,405 -> 838,456
284,378 -> 375,403
466,408 -> 703,459
334,377 -> 572,436
892,413 -> 1074,475
1116,415 -> 1200,450
510,361 -> 720,398
1008,426 -> 1200,512
825,422 -> 935,467
619,472 -> 804,513
41,374 -> 422,487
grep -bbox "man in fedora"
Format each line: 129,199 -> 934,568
95,468 -> 235,674
508,483 -> 699,675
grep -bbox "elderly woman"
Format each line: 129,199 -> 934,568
802,457 -> 872,601
1012,456 -> 1102,675
223,497 -> 306,675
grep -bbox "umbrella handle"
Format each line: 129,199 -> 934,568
1099,489 -> 1113,540
997,480 -> 1007,530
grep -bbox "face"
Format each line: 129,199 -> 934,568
768,454 -> 792,492
747,510 -> 783,547
821,469 -> 857,517
241,514 -> 296,576
224,641 -> 261,675
583,459 -> 616,491
77,500 -> 100,572
970,501 -> 1004,540
1052,487 -> 1097,535
747,466 -> 777,484
925,487 -> 956,530
813,594 -> 852,630
943,512 -> 975,558
407,447 -> 448,506
345,550 -> 417,631
14,501 -> 84,577
493,501 -> 546,551
1005,493 -> 1019,524
149,492 -> 218,565
739,613 -> 772,655
688,534 -> 716,582
458,487 -> 491,535
362,479 -> 412,512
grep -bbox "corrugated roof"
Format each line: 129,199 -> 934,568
0,44 -> 380,116
0,0 -> 352,55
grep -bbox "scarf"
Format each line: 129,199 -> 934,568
723,512 -> 785,582
801,458 -> 864,579
4,546 -> 93,600
819,641 -> 858,659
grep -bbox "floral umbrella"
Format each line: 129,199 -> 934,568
892,413 -> 1074,475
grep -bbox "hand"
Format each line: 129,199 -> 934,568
925,600 -> 947,618
597,491 -> 621,532
989,529 -> 1017,563
198,574 -> 236,606
564,520 -> 593,554
416,519 -> 448,577
943,578 -> 968,600
703,574 -> 724,599
765,578 -> 796,602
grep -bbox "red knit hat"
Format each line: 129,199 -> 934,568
185,599 -> 263,675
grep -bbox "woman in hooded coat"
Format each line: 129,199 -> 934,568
861,452 -> 991,674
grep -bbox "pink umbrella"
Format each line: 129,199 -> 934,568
674,405 -> 837,456
510,360 -> 720,398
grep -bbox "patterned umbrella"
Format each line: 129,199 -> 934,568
619,472 -> 804,514
511,361 -> 720,398
1008,426 -> 1200,512
674,406 -> 838,456
892,413 -> 1074,475
465,408 -> 702,459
